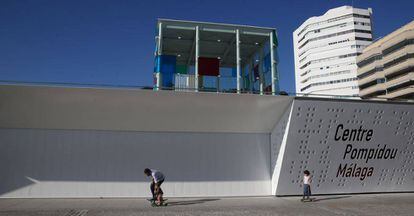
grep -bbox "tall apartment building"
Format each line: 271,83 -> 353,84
357,20 -> 414,100
293,6 -> 373,96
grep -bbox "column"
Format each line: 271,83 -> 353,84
195,26 -> 199,92
259,50 -> 264,95
270,31 -> 276,95
155,22 -> 163,91
248,59 -> 254,93
236,29 -> 241,94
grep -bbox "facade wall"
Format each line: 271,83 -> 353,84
0,85 -> 293,198
357,21 -> 414,99
0,129 -> 271,198
275,98 -> 414,195
294,6 -> 373,96
1,85 -> 413,197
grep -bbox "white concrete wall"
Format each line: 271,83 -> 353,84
0,129 -> 271,198
0,85 -> 294,198
270,102 -> 294,195
3,84 -> 412,197
275,98 -> 414,195
0,85 -> 293,133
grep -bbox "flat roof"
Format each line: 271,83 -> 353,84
158,18 -> 276,32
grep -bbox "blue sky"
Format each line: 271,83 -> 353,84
0,0 -> 413,93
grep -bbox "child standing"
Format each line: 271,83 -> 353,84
302,170 -> 312,201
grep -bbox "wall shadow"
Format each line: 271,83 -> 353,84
313,195 -> 352,202
0,129 -> 271,196
167,198 -> 220,206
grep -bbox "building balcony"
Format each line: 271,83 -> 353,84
384,58 -> 414,77
381,30 -> 414,51
384,85 -> 414,99
358,71 -> 384,86
359,83 -> 386,97
382,44 -> 414,64
356,49 -> 381,65
386,72 -> 414,88
357,62 -> 381,77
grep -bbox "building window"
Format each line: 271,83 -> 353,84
357,54 -> 382,68
377,78 -> 386,84
383,53 -> 414,68
299,29 -> 371,49
382,39 -> 414,56
301,77 -> 358,91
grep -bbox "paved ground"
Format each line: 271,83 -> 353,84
1,193 -> 414,216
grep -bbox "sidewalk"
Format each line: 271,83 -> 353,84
1,193 -> 413,216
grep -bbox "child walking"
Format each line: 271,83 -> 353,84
302,170 -> 312,201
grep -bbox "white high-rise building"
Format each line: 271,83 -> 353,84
293,6 -> 373,96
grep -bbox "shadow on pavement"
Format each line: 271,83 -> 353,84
313,195 -> 352,202
167,198 -> 220,206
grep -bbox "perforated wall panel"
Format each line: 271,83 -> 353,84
276,99 -> 414,195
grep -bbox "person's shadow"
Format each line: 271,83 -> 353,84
167,198 -> 220,206
312,195 -> 352,202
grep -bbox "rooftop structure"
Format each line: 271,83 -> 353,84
154,19 -> 280,94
